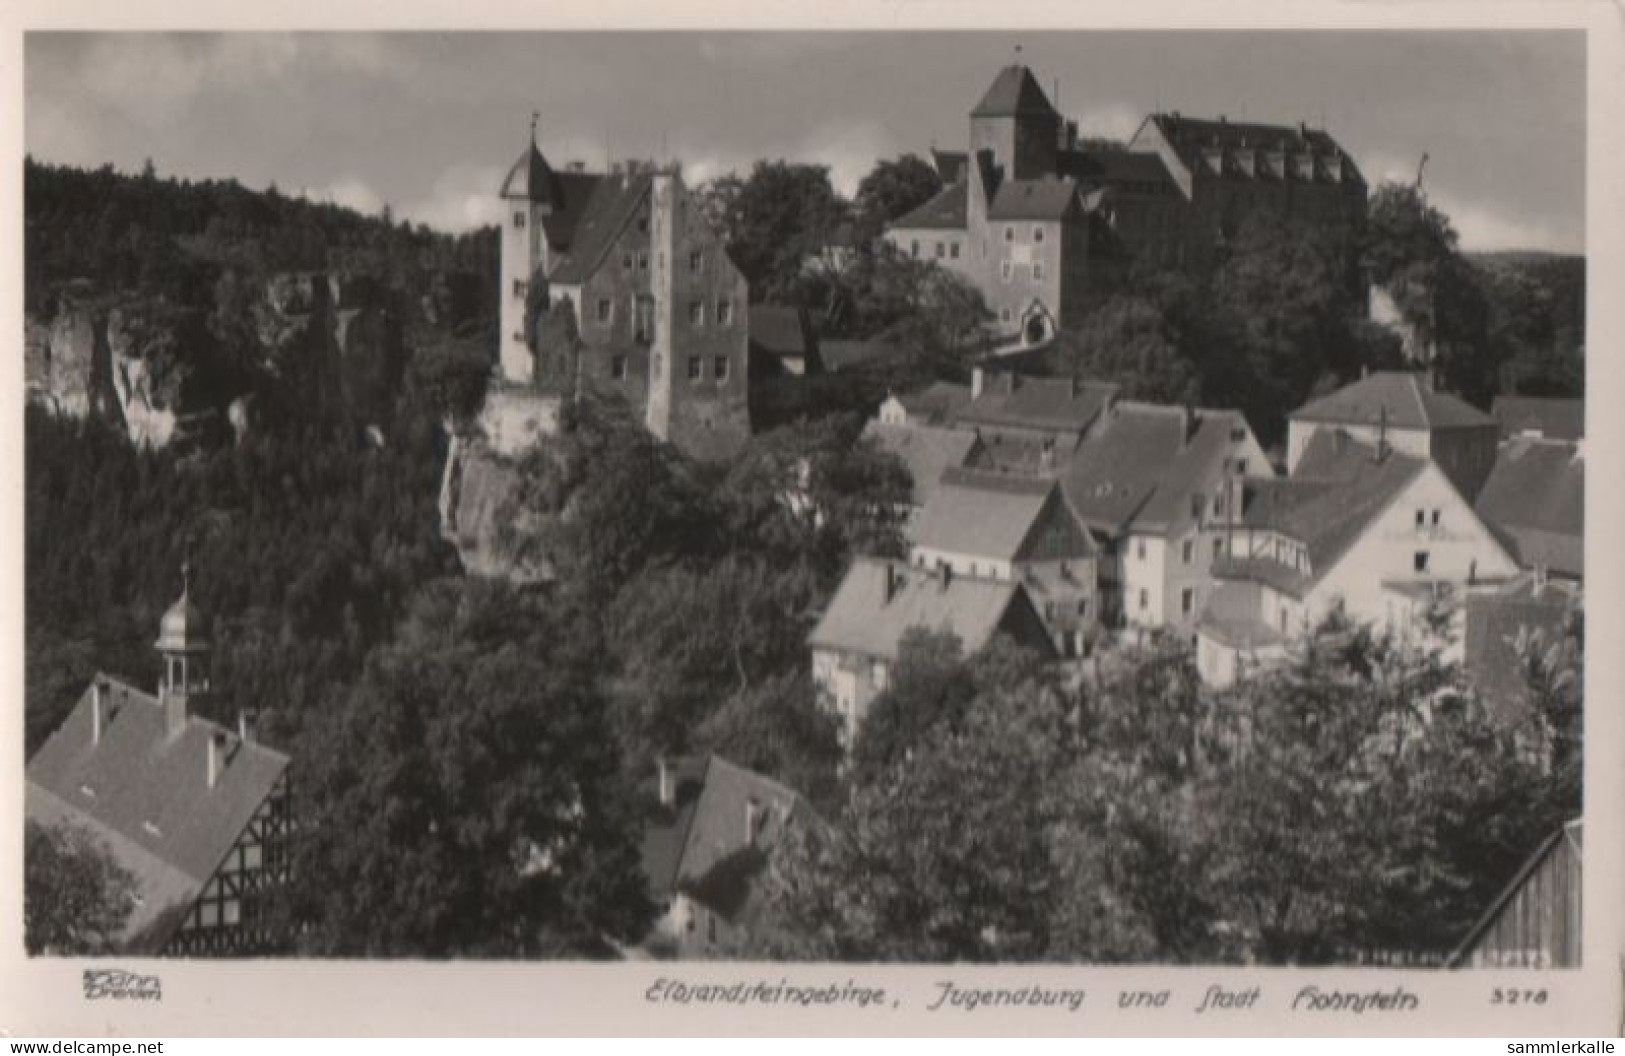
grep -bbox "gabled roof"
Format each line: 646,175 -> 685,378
860,420 -> 981,507
25,676 -> 290,949
1491,396 -> 1585,441
747,305 -> 815,359
893,380 -> 972,424
972,65 -> 1059,119
546,173 -> 652,285
1060,403 -> 1255,535
808,556 -> 1034,662
500,143 -> 561,204
640,756 -> 815,923
540,171 -> 609,256
1057,149 -> 1177,190
1147,113 -> 1364,184
931,148 -> 968,183
1291,372 -> 1494,431
1474,438 -> 1584,578
1239,430 -> 1428,579
987,178 -> 1081,221
890,180 -> 968,231
954,374 -> 1118,434
912,471 -> 1092,563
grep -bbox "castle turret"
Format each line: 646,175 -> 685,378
969,65 -> 1062,183
155,562 -> 211,735
498,115 -> 560,386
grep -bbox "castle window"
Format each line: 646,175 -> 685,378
513,279 -> 528,298
1033,262 -> 1046,281
1033,226 -> 1045,243
935,241 -> 945,259
715,356 -> 730,382
716,298 -> 734,326
596,298 -> 612,324
1001,261 -> 1012,282
611,355 -> 627,380
950,241 -> 961,260
1077,598 -> 1089,617
1004,226 -> 1015,242
622,253 -> 633,271
1213,537 -> 1224,560
1414,551 -> 1430,573
687,356 -> 702,382
689,300 -> 706,326
1431,509 -> 1441,528
689,249 -> 704,273
1138,589 -> 1148,612
638,251 -> 649,271
1182,539 -> 1195,565
637,216 -> 649,234
1182,588 -> 1195,616
513,212 -> 526,229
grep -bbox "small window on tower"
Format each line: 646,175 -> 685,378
689,301 -> 705,326
1004,226 -> 1015,242
1182,539 -> 1195,564
715,356 -> 730,382
950,241 -> 961,260
687,356 -> 702,382
1414,551 -> 1430,573
596,299 -> 612,324
611,355 -> 627,380
1181,588 -> 1194,615
716,298 -> 734,326
1033,226 -> 1045,243
513,212 -> 526,229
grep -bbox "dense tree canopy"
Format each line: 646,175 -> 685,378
25,819 -> 138,955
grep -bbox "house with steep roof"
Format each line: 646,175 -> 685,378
910,468 -> 1100,656
639,755 -> 817,959
888,64 -> 1366,340
493,127 -> 750,461
809,556 -> 1057,743
1288,371 -> 1500,500
25,570 -> 290,955
1474,437 -> 1584,583
953,366 -> 1119,462
1195,431 -> 1519,687
1060,401 -> 1273,631
1490,395 -> 1585,442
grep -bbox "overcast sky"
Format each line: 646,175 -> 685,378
24,31 -> 1586,254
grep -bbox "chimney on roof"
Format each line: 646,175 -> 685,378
237,709 -> 256,744
1375,405 -> 1391,462
972,365 -> 985,400
745,796 -> 763,846
657,757 -> 676,808
91,678 -> 109,746
207,730 -> 229,789
1182,404 -> 1198,445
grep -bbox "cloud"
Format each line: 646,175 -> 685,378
398,164 -> 509,233
300,177 -> 386,217
1430,193 -> 1578,255
1069,103 -> 1145,143
681,120 -> 897,198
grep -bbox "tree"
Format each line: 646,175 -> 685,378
694,671 -> 845,817
704,161 -> 846,304
285,578 -> 651,957
25,819 -> 137,955
851,154 -> 942,248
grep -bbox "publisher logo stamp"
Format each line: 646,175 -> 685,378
83,969 -> 162,1001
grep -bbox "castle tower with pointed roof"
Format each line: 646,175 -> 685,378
497,115 -> 559,385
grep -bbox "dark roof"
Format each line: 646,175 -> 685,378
894,380 -> 972,424
932,148 -> 968,183
500,143 -> 561,204
987,178 -> 1081,221
819,338 -> 910,372
1148,113 -> 1364,184
546,173 -> 652,285
640,756 -> 815,923
860,421 -> 981,507
1491,396 -> 1585,441
1240,431 -> 1427,579
1474,439 -> 1584,578
972,65 -> 1059,118
1461,587 -> 1572,726
1057,150 -> 1177,191
890,180 -> 968,231
954,374 -> 1118,434
25,676 -> 289,949
808,556 -> 1041,662
913,472 -> 1092,562
1060,403 -> 1256,534
540,171 -> 609,256
747,305 -> 814,359
1292,372 -> 1494,430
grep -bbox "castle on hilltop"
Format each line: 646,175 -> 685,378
491,120 -> 751,462
887,65 -> 1369,343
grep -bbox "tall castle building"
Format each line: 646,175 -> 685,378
887,65 -> 1368,343
492,122 -> 751,461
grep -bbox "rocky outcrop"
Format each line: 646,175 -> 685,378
103,300 -> 211,448
438,434 -> 553,584
24,286 -> 108,419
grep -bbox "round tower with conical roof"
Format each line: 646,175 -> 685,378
156,562 -> 211,735
498,114 -> 560,386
